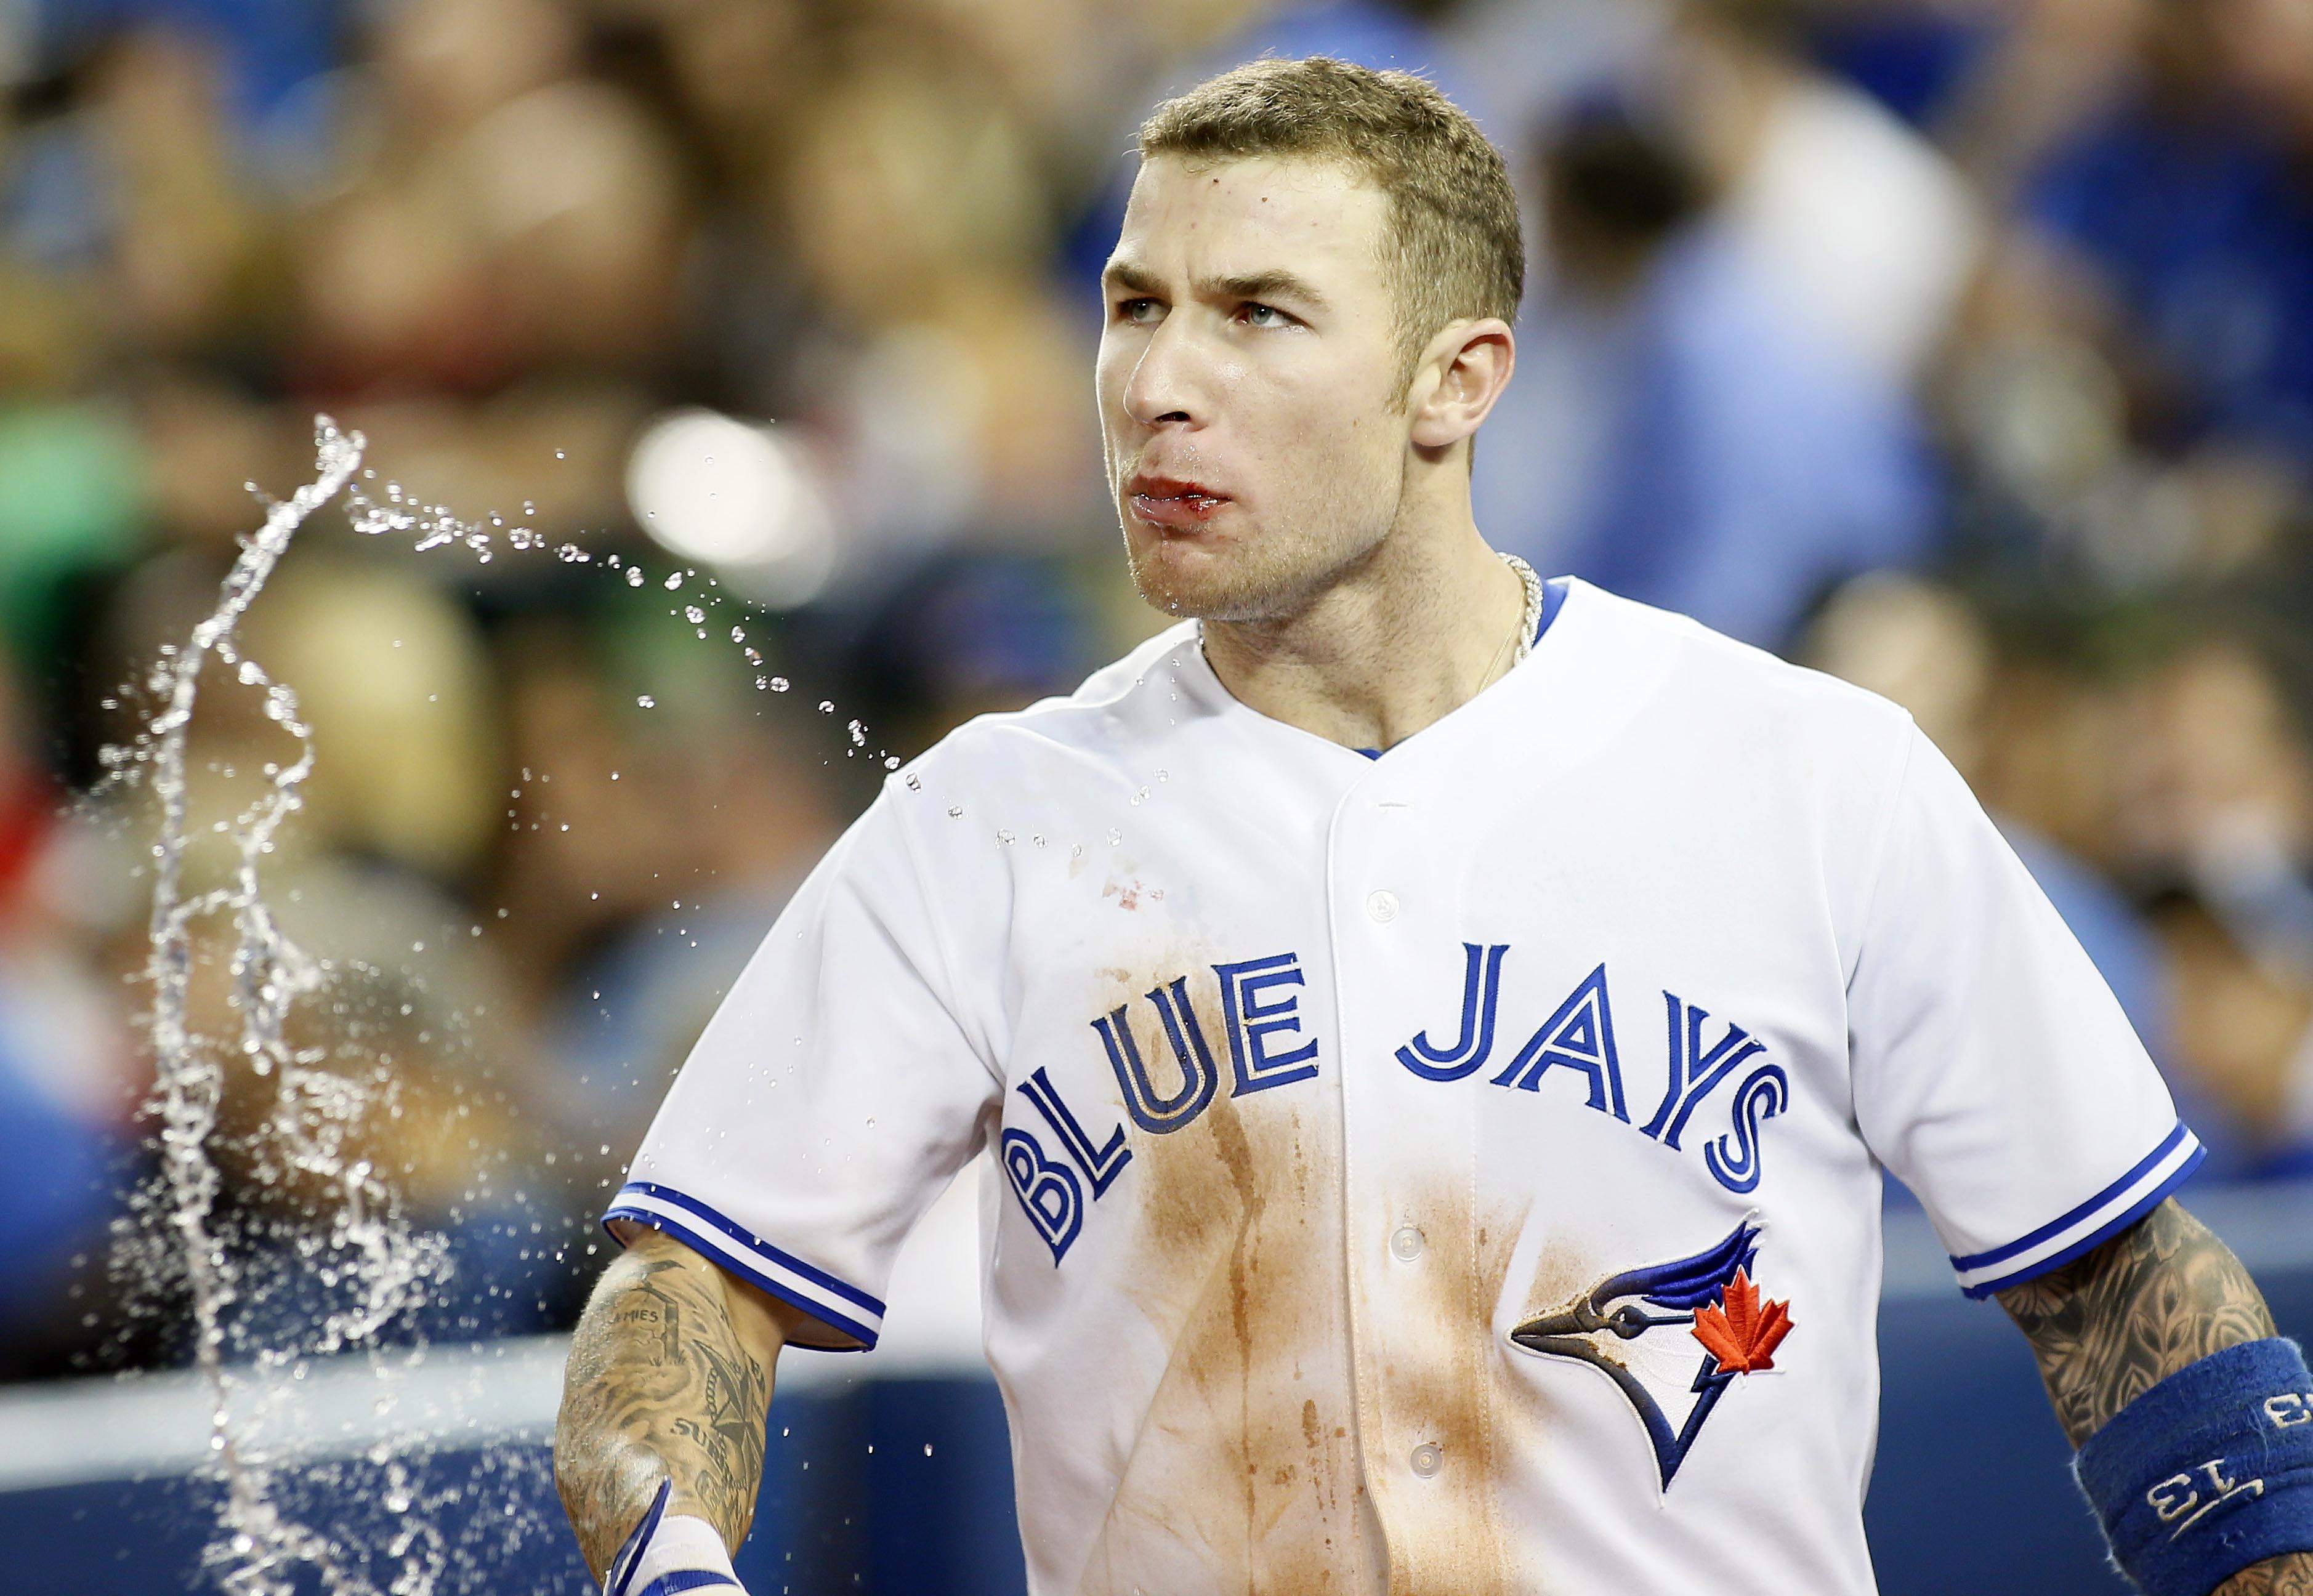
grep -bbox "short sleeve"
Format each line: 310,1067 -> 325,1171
605,786 -> 1000,1349
1848,727 -> 2203,1299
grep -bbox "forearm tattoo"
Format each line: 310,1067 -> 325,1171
555,1251 -> 773,1579
1997,1198 -> 2313,1594
1996,1198 -> 2273,1446
2217,1561 -> 2313,1595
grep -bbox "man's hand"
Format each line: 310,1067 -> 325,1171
1998,1198 -> 2313,1592
554,1227 -> 808,1583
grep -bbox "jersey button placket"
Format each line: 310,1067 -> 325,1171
1389,1225 -> 1424,1262
1365,889 -> 1399,923
1409,1442 -> 1443,1478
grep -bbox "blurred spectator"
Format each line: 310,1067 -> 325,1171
543,682 -> 847,1191
2023,0 -> 2313,461
1805,571 -> 2168,1050
833,549 -> 1105,759
1475,94 -> 1937,649
0,647 -> 138,1378
1668,0 -> 1984,385
2154,889 -> 2313,1180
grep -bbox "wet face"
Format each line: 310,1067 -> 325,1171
1097,155 -> 1414,623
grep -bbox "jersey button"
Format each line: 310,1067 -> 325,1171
1390,1225 -> 1425,1262
1365,889 -> 1399,924
1410,1443 -> 1442,1478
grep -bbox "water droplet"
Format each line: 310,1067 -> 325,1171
555,449 -> 567,459
731,627 -> 746,644
769,677 -> 789,692
818,701 -> 834,714
664,572 -> 685,590
947,805 -> 964,818
996,829 -> 1014,845
884,756 -> 900,769
1108,829 -> 1123,845
925,1444 -> 935,1457
636,695 -> 656,709
625,567 -> 645,587
905,773 -> 922,791
684,605 -> 706,625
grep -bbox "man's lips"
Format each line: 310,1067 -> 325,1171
1126,475 -> 1230,528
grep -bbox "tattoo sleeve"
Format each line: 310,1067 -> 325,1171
554,1231 -> 781,1580
1996,1197 -> 2312,1595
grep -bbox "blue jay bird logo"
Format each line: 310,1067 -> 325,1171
1508,1219 -> 1793,1488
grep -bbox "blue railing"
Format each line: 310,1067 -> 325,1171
12,1180 -> 2311,1593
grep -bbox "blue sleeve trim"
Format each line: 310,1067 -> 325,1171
602,1191 -> 882,1352
613,1181 -> 886,1315
1956,1139 -> 2207,1300
1952,1122 -> 2190,1272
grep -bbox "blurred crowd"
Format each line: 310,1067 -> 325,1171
1,0 -> 2311,1382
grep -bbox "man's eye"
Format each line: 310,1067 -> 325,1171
1116,298 -> 1161,323
1237,302 -> 1290,329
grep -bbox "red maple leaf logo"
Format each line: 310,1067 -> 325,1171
1691,1267 -> 1794,1374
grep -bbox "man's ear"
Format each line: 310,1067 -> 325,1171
1408,318 -> 1516,453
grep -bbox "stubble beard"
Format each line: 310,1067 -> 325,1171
1116,460 -> 1404,627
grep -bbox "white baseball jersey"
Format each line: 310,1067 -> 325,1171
608,579 -> 2202,1595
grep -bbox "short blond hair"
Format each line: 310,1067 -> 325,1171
1137,57 -> 1524,387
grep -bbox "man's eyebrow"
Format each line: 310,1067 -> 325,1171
1101,259 -> 1165,297
1100,259 -> 1331,312
1207,269 -> 1330,312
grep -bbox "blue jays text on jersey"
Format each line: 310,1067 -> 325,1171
1003,943 -> 1790,1265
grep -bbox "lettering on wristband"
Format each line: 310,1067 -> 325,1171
2267,1392 -> 2313,1429
2147,1459 -> 2266,1541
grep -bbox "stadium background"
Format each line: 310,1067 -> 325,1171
1,0 -> 2312,1589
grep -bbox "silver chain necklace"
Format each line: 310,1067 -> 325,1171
1194,554 -> 1544,672
1503,551 -> 1544,664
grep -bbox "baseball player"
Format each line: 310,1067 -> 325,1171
556,58 -> 2313,1596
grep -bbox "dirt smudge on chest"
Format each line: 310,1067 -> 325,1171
1362,1181 -> 1528,1596
1076,961 -> 1379,1596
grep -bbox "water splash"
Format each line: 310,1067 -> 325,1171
136,417 -> 457,1595
111,414 -> 908,1594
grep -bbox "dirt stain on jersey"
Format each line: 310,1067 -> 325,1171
1366,1183 -> 1528,1596
1075,961 -> 1379,1596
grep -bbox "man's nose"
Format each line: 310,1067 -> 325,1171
1122,316 -> 1206,430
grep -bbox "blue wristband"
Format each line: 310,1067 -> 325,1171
2075,1338 -> 2313,1595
